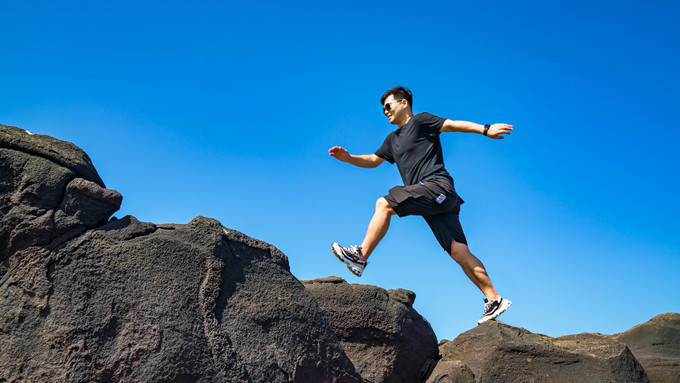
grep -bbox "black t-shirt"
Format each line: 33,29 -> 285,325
375,112 -> 453,186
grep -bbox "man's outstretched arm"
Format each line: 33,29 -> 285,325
329,146 -> 385,168
440,120 -> 513,139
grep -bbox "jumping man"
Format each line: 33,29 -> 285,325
329,86 -> 513,324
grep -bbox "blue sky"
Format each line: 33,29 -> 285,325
2,0 -> 679,339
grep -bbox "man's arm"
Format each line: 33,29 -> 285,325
328,146 -> 385,168
440,120 -> 513,139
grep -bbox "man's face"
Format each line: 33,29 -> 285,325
383,95 -> 407,125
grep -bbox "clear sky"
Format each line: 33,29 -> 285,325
2,0 -> 679,340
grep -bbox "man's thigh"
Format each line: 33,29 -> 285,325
424,212 -> 468,251
383,182 -> 460,218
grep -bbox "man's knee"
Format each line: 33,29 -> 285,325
449,240 -> 470,263
376,197 -> 396,215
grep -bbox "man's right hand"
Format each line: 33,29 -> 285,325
328,146 -> 350,162
329,147 -> 385,168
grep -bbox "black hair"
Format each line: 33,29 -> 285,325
380,86 -> 413,108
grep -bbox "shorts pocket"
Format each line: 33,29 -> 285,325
388,184 -> 426,204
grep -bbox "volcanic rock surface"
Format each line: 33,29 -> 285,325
303,276 -> 438,383
0,125 -> 119,276
614,313 -> 680,383
2,123 -> 679,383
0,124 -> 361,382
430,321 -> 649,383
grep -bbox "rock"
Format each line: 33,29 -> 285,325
0,126 -> 362,382
614,313 -> 680,383
433,321 -> 649,383
303,276 -> 438,383
0,125 -> 122,268
0,124 -> 104,186
425,360 -> 475,383
5,123 -> 677,383
0,214 -> 362,382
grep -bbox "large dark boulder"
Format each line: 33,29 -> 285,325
0,124 -> 121,274
0,125 -> 362,382
303,276 -> 438,383
430,321 -> 649,383
0,124 -> 104,186
614,313 -> 680,383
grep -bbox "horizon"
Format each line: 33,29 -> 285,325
2,0 -> 679,339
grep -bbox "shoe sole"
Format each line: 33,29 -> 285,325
331,243 -> 363,277
478,299 -> 512,325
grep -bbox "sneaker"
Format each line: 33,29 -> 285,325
478,297 -> 512,325
331,243 -> 367,277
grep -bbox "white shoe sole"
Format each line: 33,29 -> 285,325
478,299 -> 512,325
331,243 -> 364,277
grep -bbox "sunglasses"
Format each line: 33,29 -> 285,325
383,99 -> 403,112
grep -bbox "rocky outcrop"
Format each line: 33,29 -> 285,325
0,124 -> 362,382
425,358 -> 475,383
303,276 -> 438,383
429,321 -> 649,383
0,125 -> 120,276
2,123 -> 679,383
614,313 -> 680,383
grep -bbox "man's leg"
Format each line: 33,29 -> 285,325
360,197 -> 396,261
449,240 -> 500,301
331,197 -> 396,276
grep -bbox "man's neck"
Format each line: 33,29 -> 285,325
397,112 -> 414,128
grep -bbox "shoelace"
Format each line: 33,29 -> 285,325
483,299 -> 499,315
348,246 -> 366,264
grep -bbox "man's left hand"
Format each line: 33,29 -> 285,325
487,123 -> 513,139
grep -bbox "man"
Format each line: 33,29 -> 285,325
328,86 -> 513,325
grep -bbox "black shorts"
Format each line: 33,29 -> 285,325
383,177 -> 467,251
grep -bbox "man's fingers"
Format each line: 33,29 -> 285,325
489,129 -> 510,138
329,146 -> 348,160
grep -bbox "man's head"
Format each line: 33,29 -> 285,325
381,86 -> 413,126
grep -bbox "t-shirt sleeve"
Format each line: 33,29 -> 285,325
417,112 -> 446,135
374,133 -> 394,163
